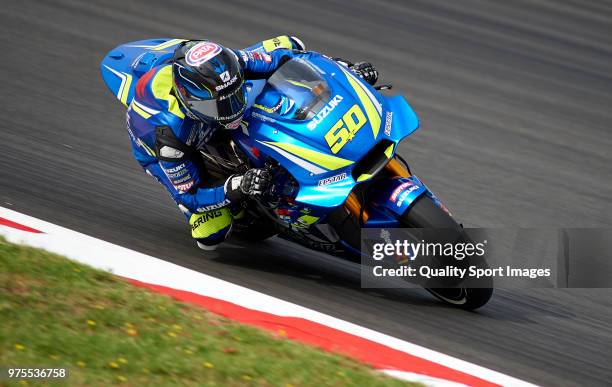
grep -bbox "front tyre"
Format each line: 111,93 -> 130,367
400,196 -> 493,310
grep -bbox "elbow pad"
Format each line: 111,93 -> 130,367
155,125 -> 193,162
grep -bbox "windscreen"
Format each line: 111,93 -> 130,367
266,58 -> 331,120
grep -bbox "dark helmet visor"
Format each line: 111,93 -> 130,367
216,86 -> 247,122
186,85 -> 246,127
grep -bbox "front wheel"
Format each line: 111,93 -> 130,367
400,196 -> 493,310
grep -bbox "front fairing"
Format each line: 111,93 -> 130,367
235,56 -> 420,209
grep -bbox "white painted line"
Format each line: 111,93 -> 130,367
381,370 -> 470,387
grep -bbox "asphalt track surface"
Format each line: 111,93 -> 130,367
2,1 -> 611,385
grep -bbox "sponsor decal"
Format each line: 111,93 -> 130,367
396,185 -> 420,207
191,209 -> 224,230
252,51 -> 272,63
384,111 -> 393,136
254,99 -> 284,114
307,95 -> 344,130
176,180 -> 194,192
185,42 -> 222,66
279,214 -> 292,222
173,174 -> 193,184
407,185 -> 419,194
270,99 -> 284,113
240,50 -> 272,63
251,112 -> 276,123
240,51 -> 248,62
225,117 -> 242,129
215,73 -> 238,91
390,181 -> 413,202
396,190 -> 409,207
126,125 -> 136,142
219,70 -> 230,82
165,163 -> 186,173
167,169 -> 189,178
196,200 -> 230,213
263,36 -> 292,52
318,172 -> 348,186
271,37 -> 282,48
217,107 -> 245,121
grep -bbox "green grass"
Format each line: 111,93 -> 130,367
0,238 -> 419,386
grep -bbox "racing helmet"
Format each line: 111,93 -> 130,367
172,40 -> 246,129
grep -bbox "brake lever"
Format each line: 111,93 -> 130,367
374,84 -> 393,90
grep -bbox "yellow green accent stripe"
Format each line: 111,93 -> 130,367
141,141 -> 156,157
130,101 -> 151,119
340,67 -> 381,139
151,66 -> 185,119
152,39 -> 186,51
263,141 -> 353,171
287,79 -> 312,89
120,74 -> 132,106
384,143 -> 395,158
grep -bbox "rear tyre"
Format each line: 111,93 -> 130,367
400,196 -> 493,310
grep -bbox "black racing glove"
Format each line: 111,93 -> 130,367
331,58 -> 378,86
351,62 -> 378,85
224,168 -> 271,203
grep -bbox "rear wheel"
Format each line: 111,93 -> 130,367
400,196 -> 493,310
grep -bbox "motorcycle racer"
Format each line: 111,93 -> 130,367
125,36 -> 378,250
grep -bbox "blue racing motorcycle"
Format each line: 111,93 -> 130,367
101,39 -> 492,309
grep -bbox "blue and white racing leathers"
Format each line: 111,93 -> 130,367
124,36 -> 314,247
